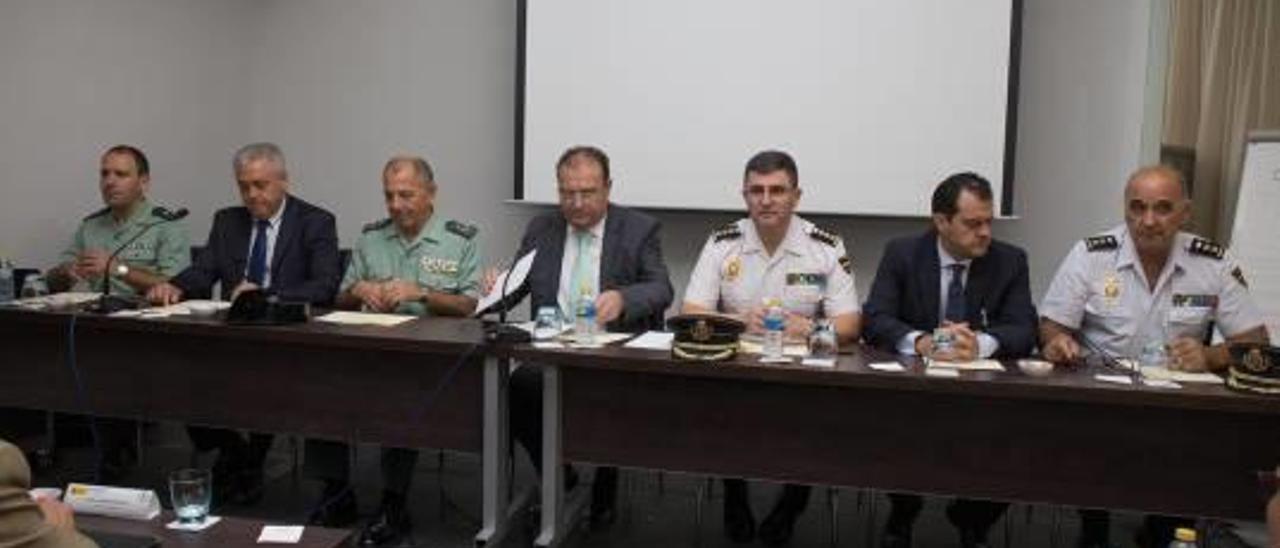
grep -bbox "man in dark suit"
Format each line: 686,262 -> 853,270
486,146 -> 673,528
862,172 -> 1037,548
147,142 -> 341,506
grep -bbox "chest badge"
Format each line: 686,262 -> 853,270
1102,272 -> 1121,306
723,255 -> 742,282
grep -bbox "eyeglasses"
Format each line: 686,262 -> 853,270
558,188 -> 602,202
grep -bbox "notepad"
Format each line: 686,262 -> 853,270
314,311 -> 415,326
867,362 -> 907,373
624,331 -> 674,350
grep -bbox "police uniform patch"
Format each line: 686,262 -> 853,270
84,207 -> 111,221
1102,272 -> 1120,305
420,256 -> 460,274
723,255 -> 741,282
1085,235 -> 1118,252
445,220 -> 477,240
363,218 -> 392,233
808,225 -> 839,247
712,223 -> 741,243
1188,237 -> 1224,260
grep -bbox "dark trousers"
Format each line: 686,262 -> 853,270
1079,508 -> 1194,548
887,493 -> 1008,539
510,365 -> 618,512
724,477 -> 811,515
187,426 -> 272,474
303,439 -> 419,497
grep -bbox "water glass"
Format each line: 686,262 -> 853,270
931,327 -> 956,357
534,306 -> 562,340
20,275 -> 48,299
808,318 -> 838,360
169,468 -> 212,525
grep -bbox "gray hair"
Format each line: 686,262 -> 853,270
233,142 -> 288,180
383,155 -> 435,188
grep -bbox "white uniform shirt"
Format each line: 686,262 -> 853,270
683,215 -> 859,318
1040,225 -> 1263,358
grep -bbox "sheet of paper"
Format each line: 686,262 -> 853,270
11,292 -> 101,309
739,340 -> 808,356
532,341 -> 564,349
867,362 -> 906,373
1140,367 -> 1223,385
925,368 -> 959,378
474,250 -> 537,316
1141,378 -> 1182,390
623,331 -> 674,350
758,356 -> 794,364
1094,374 -> 1134,385
257,525 -> 304,543
557,332 -> 633,346
801,357 -> 836,368
928,359 -> 1005,371
314,311 -> 415,327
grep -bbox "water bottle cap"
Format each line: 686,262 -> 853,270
1174,527 -> 1196,542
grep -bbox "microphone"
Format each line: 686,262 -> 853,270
1077,333 -> 1141,383
89,206 -> 189,314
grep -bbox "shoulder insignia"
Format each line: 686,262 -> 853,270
83,207 -> 110,221
1084,235 -> 1118,252
1188,237 -> 1224,260
712,223 -> 741,243
838,255 -> 853,274
808,225 -> 840,247
362,218 -> 392,233
445,220 -> 478,240
1232,266 -> 1249,288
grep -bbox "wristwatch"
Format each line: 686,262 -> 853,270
114,262 -> 130,278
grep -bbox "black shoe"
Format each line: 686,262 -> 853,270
723,494 -> 755,543
758,506 -> 800,546
357,501 -> 411,546
880,530 -> 912,548
588,467 -> 618,531
308,488 -> 358,528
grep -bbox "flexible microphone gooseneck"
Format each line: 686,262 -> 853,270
91,207 -> 189,314
484,247 -> 533,344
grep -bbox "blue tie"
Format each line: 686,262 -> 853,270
944,264 -> 966,323
247,219 -> 270,286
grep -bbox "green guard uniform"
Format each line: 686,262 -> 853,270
59,198 -> 190,297
341,214 -> 480,316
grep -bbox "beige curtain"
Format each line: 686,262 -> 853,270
1162,0 -> 1280,240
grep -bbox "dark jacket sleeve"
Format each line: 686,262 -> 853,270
616,216 -> 674,329
861,238 -> 917,351
273,207 -> 341,306
985,246 -> 1038,358
171,209 -> 227,297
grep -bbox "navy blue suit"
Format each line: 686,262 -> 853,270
862,230 -> 1036,541
175,195 -> 341,501
172,195 -> 341,304
863,231 -> 1037,358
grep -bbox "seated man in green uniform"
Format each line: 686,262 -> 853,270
303,155 -> 479,547
43,145 -> 189,481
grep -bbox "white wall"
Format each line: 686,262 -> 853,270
0,0 -> 1155,310
0,0 -> 255,267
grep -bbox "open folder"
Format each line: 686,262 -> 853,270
474,250 -> 537,317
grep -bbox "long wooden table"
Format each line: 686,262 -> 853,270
80,512 -> 350,548
0,306 -> 522,546
510,343 -> 1280,546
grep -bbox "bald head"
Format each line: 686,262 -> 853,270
1124,164 -> 1190,258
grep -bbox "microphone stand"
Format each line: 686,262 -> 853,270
484,249 -> 532,344
89,207 -> 188,314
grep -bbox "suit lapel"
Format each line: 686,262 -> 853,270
599,206 -> 620,289
269,197 -> 299,277
917,233 -> 941,328
966,253 -> 991,327
228,209 -> 252,278
539,216 -> 567,295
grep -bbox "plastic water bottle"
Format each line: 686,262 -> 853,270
762,297 -> 785,360
0,258 -> 14,304
1168,527 -> 1197,548
575,286 -> 596,345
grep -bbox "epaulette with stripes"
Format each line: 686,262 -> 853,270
362,218 -> 392,233
83,207 -> 111,221
1188,237 -> 1224,260
808,225 -> 840,247
712,223 -> 741,243
445,220 -> 478,240
1084,235 -> 1118,252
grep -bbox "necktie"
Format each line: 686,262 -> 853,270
247,219 -> 270,286
944,263 -> 967,323
567,229 -> 594,316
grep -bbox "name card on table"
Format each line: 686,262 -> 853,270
64,483 -> 161,521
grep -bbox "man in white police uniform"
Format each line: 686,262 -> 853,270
683,150 -> 861,546
1039,164 -> 1269,548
